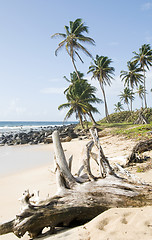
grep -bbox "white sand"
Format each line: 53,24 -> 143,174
0,136 -> 152,240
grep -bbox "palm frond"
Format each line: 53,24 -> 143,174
58,103 -> 71,110
51,33 -> 66,38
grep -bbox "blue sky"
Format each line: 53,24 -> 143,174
0,0 -> 152,121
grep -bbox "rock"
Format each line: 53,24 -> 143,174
0,123 -> 79,146
61,136 -> 72,142
44,136 -> 53,144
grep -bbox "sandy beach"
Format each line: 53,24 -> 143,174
0,135 -> 152,240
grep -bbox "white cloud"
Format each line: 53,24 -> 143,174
41,87 -> 66,94
141,2 -> 152,10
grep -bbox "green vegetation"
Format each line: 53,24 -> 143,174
58,71 -> 102,128
101,108 -> 152,123
76,109 -> 152,140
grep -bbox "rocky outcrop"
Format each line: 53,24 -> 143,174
0,124 -> 88,146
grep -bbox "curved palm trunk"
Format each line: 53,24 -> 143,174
99,82 -> 110,122
71,47 -> 80,81
71,57 -> 80,80
143,67 -> 147,108
88,111 -> 98,126
83,114 -> 89,128
78,111 -> 84,129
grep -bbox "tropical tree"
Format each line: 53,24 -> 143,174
120,61 -> 144,111
88,55 -> 115,122
51,18 -> 95,80
119,87 -> 135,111
58,74 -> 102,128
136,85 -> 145,108
132,44 -> 152,108
114,102 -> 124,112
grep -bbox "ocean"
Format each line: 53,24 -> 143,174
0,121 -> 77,134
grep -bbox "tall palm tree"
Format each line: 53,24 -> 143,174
119,87 -> 135,111
114,102 -> 124,112
132,44 -> 152,108
88,55 -> 115,122
58,76 -> 102,128
136,85 -> 145,108
120,61 -> 144,111
51,18 -> 95,80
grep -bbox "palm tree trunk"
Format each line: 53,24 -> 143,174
78,111 -> 84,129
71,47 -> 80,80
141,97 -> 143,108
88,111 -> 98,126
143,67 -> 147,108
83,114 -> 88,128
131,87 -> 133,112
100,83 -> 110,122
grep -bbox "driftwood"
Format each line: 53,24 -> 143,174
134,110 -> 149,124
128,138 -> 152,164
0,129 -> 152,239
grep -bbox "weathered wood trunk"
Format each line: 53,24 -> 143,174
128,138 -> 152,164
0,129 -> 152,239
134,111 -> 149,124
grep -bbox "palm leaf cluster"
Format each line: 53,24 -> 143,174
114,102 -> 124,112
52,18 -> 95,80
120,61 -> 143,89
58,72 -> 102,128
119,88 -> 135,111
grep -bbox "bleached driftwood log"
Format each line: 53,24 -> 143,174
0,129 -> 152,239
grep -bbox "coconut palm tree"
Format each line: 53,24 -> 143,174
119,87 -> 135,111
51,18 -> 95,80
58,76 -> 102,128
136,85 -> 145,108
132,44 -> 152,108
64,71 -> 101,125
114,102 -> 124,112
88,55 -> 115,122
120,61 -> 144,111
